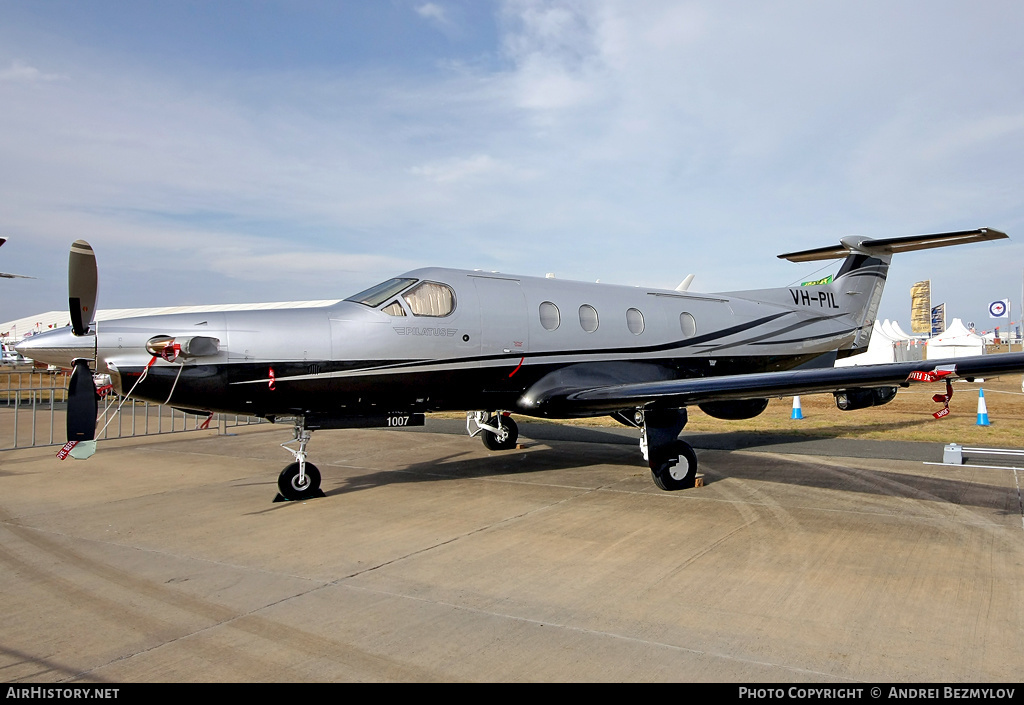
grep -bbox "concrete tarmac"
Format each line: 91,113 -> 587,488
1,419 -> 1022,682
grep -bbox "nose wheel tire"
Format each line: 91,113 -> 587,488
650,441 -> 698,491
482,415 -> 519,451
277,462 -> 322,501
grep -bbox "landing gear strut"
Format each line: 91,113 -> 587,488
639,408 -> 698,491
467,411 -> 519,451
276,418 -> 325,501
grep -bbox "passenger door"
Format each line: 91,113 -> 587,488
472,275 -> 529,360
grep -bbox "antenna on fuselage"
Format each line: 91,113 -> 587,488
675,274 -> 695,292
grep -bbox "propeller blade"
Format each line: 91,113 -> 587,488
67,359 -> 98,442
69,240 -> 98,336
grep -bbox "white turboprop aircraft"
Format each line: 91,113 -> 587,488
17,229 -> 1024,501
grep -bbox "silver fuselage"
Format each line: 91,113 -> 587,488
17,262 -> 887,420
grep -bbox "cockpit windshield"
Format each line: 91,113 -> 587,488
345,278 -> 417,308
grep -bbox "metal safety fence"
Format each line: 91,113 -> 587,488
1,366 -> 265,451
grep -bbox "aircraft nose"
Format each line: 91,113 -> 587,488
14,327 -> 95,369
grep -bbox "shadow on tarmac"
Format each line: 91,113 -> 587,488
298,420 -> 1020,516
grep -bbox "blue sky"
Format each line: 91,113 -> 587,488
2,1 -> 1024,332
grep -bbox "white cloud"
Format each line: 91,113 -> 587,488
198,246 -> 418,285
408,154 -> 536,183
415,2 -> 465,38
416,3 -> 449,24
0,59 -> 64,83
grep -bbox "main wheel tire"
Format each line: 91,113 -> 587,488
482,415 -> 519,451
650,441 -> 698,491
278,462 -> 322,501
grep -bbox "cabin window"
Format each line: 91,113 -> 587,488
539,302 -> 560,331
626,308 -> 644,335
346,277 -> 417,307
381,301 -> 406,317
579,304 -> 599,333
680,312 -> 697,338
403,281 -> 456,317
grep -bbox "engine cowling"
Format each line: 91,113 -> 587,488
834,386 -> 898,411
698,398 -> 770,420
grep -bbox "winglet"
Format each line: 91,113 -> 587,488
778,228 -> 1008,262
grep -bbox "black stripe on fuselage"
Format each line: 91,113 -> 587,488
386,311 -> 800,372
692,313 -> 850,353
749,326 -> 860,346
117,350 -> 830,419
838,270 -> 887,280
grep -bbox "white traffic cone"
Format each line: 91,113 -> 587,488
791,396 -> 804,420
976,388 -> 990,426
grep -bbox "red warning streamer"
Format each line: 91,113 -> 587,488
907,368 -> 954,383
56,440 -> 78,460
931,380 -> 954,419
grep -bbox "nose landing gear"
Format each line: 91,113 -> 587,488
467,411 -> 520,451
275,418 -> 326,502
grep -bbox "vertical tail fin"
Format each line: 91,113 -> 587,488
778,228 -> 1008,351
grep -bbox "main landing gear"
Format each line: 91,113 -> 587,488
638,408 -> 699,491
467,411 -> 519,451
276,418 -> 326,502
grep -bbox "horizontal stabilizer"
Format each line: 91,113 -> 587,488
778,227 -> 1007,262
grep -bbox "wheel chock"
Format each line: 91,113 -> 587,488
273,489 -> 327,503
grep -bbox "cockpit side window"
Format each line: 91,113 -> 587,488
403,281 -> 456,317
381,300 -> 406,317
345,278 -> 417,308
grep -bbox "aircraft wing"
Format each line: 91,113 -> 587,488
522,352 -> 1024,415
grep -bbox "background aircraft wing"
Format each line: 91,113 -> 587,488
0,237 -> 35,278
524,352 -> 1024,414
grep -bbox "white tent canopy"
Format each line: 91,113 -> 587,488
836,320 -> 897,366
880,319 -> 903,341
889,320 -> 915,340
835,319 -> 925,367
926,318 -> 985,360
